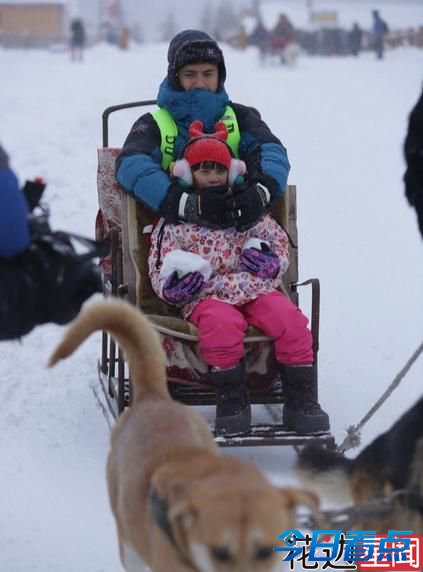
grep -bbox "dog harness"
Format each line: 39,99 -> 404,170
148,487 -> 176,545
148,487 -> 199,570
152,106 -> 240,171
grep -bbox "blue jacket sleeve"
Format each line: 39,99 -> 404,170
232,103 -> 290,197
116,112 -> 171,211
117,154 -> 171,211
0,168 -> 30,257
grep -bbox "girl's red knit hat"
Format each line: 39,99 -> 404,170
183,121 -> 232,169
172,121 -> 246,186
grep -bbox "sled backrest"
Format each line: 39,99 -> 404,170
95,147 -> 122,277
95,96 -> 156,276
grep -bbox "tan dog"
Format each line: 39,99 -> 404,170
49,300 -> 320,572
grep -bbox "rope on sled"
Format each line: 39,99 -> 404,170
338,341 -> 423,453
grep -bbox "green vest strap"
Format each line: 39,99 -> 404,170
152,105 -> 240,171
220,105 -> 240,159
152,108 -> 178,172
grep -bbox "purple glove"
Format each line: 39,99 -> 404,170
163,271 -> 204,304
239,247 -> 280,279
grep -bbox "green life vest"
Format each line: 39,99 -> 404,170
152,105 -> 240,172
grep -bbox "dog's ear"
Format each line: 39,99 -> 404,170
168,483 -> 197,525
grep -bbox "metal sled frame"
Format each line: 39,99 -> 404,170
97,100 -> 334,449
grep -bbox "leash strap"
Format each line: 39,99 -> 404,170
339,341 -> 423,453
148,487 -> 199,571
148,487 -> 177,547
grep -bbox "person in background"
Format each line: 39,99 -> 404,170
0,144 -> 105,341
270,13 -> 297,64
372,9 -> 388,59
116,29 -> 290,233
272,13 -> 295,46
70,18 -> 86,62
349,22 -> 363,57
148,121 -> 329,436
248,17 -> 269,60
404,88 -> 423,238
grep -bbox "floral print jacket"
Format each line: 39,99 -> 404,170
148,214 -> 289,318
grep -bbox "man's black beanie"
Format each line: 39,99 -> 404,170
167,29 -> 226,90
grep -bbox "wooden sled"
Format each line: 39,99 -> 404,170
96,100 -> 334,448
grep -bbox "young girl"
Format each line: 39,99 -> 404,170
148,121 -> 329,436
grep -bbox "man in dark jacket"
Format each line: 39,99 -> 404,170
372,9 -> 388,60
404,88 -> 423,238
0,144 -> 104,340
349,22 -> 362,56
116,29 -> 290,232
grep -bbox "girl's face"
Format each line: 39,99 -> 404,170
192,162 -> 228,189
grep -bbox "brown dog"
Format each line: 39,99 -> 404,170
49,300 -> 320,572
296,396 -> 423,532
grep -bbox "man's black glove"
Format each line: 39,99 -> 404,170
225,174 -> 278,232
159,181 -> 233,228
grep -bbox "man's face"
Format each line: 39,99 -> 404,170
177,63 -> 219,92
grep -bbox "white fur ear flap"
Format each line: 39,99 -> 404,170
228,159 -> 247,185
172,159 -> 193,186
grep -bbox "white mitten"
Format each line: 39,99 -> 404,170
160,249 -> 212,281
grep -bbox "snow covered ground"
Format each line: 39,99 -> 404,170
1,41 -> 422,571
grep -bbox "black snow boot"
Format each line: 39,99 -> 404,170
209,362 -> 251,436
280,364 -> 330,434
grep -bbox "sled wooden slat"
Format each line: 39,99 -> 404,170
214,427 -> 335,448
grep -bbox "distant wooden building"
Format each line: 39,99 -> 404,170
0,1 -> 66,46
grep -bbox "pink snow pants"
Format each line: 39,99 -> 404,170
189,291 -> 314,369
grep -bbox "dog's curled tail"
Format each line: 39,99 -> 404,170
49,300 -> 169,403
295,441 -> 354,504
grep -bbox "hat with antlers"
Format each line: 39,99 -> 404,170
173,120 -> 246,186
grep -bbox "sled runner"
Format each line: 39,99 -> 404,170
95,100 -> 334,448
